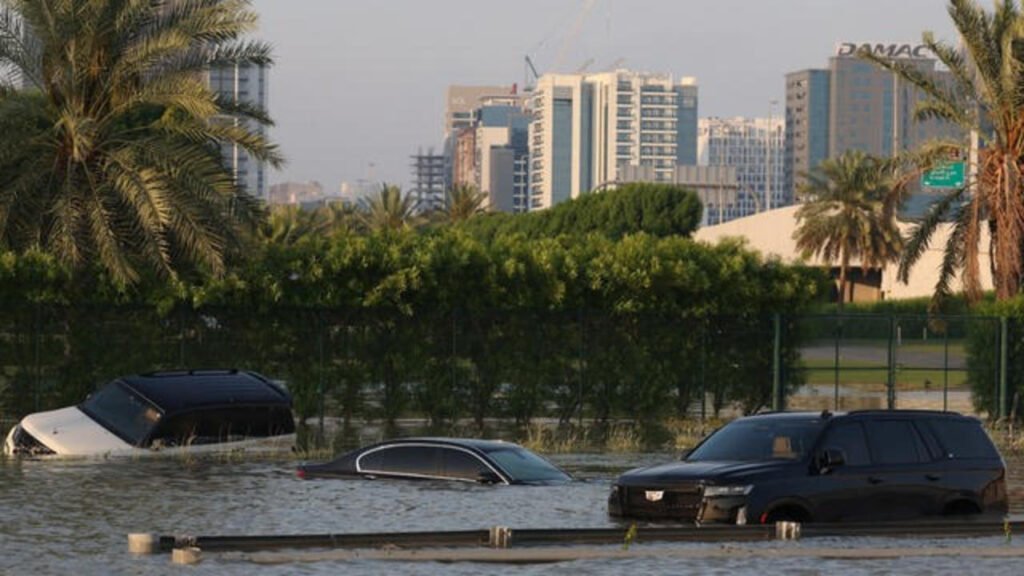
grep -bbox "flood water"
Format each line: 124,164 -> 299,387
2,452 -> 1024,575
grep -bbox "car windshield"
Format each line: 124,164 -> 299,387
484,446 -> 571,483
79,382 -> 162,446
687,418 -> 824,462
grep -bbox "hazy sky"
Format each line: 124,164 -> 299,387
250,0 -> 958,192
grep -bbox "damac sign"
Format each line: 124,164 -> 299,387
835,43 -> 931,59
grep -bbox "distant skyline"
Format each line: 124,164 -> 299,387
250,0 -> 957,192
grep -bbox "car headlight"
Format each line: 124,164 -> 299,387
703,484 -> 752,497
609,484 -> 620,496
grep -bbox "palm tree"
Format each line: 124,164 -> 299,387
0,0 -> 281,285
357,184 -> 421,232
262,204 -> 348,247
439,183 -> 488,224
793,151 -> 903,307
862,0 -> 1024,302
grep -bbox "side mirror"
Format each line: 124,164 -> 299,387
819,448 -> 846,473
478,470 -> 503,485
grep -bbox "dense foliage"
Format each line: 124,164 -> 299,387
0,229 -> 828,431
459,182 -> 703,242
0,0 -> 280,285
966,297 -> 1024,418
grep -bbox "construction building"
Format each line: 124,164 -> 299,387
410,149 -> 446,213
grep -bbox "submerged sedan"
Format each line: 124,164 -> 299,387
4,370 -> 296,457
297,438 -> 572,485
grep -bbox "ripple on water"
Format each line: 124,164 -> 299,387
2,454 -> 1023,575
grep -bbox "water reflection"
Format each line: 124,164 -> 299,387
1,453 -> 1023,575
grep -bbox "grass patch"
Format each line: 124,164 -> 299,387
797,358 -> 968,391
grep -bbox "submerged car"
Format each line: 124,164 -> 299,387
297,438 -> 572,485
3,370 -> 296,457
609,410 -> 1007,524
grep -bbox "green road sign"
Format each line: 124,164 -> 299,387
921,162 -> 966,189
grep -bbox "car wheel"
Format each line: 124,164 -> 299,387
764,505 -> 811,524
942,500 -> 982,517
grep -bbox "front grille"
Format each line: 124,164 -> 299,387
621,484 -> 702,520
9,426 -> 56,456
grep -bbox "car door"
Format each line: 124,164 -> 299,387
925,418 -> 1006,514
438,447 -> 499,483
357,445 -> 444,480
861,418 -> 942,520
812,421 -> 881,522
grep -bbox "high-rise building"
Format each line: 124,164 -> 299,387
527,70 -> 699,211
784,42 -> 960,205
445,85 -> 521,140
410,149 -> 446,212
698,117 -> 785,225
784,69 -> 830,201
444,85 -> 522,190
450,101 -> 531,213
208,63 -> 269,201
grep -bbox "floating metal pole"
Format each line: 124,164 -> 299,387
135,520 -> 1022,557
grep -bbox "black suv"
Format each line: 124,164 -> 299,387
608,410 -> 1007,524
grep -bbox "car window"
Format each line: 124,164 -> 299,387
820,422 -> 871,466
687,418 -> 824,462
864,420 -> 928,465
927,419 -> 1000,460
148,406 -> 294,447
440,448 -> 490,480
359,445 -> 442,477
484,446 -> 571,482
79,382 -> 161,446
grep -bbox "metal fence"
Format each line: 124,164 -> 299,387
0,307 -> 1011,432
786,315 -> 1003,418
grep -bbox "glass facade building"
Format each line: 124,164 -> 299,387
784,47 -> 960,212
528,70 -> 699,211
208,64 -> 268,201
698,117 -> 785,225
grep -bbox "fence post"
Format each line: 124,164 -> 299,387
178,304 -> 186,368
32,302 -> 42,412
886,316 -> 896,410
700,320 -> 707,421
1000,316 -> 1008,421
772,313 -> 783,412
317,311 -> 325,440
942,327 -> 949,412
577,308 -> 585,427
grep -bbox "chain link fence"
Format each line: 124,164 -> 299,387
0,307 -> 1008,435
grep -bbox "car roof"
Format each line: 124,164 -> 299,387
368,437 -> 521,453
116,370 -> 292,415
744,410 -> 978,422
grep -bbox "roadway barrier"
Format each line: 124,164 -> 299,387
129,517 -> 1020,561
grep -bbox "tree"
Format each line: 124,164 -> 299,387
262,203 -> 353,247
862,0 -> 1024,303
0,0 -> 282,285
793,151 -> 903,307
458,182 -> 703,241
357,184 -> 422,232
438,184 -> 488,224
